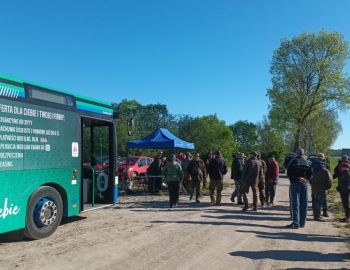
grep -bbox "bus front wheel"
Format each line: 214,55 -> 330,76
24,186 -> 63,240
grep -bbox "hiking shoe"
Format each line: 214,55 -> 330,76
286,223 -> 299,229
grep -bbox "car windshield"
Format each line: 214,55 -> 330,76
96,156 -> 109,164
119,157 -> 138,165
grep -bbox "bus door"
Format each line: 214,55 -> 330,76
81,117 -> 115,211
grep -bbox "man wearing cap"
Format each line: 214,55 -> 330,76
241,151 -> 264,211
187,153 -> 207,203
309,156 -> 332,222
208,151 -> 228,205
317,153 -> 331,217
286,148 -> 313,228
333,155 -> 350,223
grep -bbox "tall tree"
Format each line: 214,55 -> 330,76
257,117 -> 286,162
268,31 -> 350,150
114,99 -> 176,156
230,120 -> 259,155
178,115 -> 236,160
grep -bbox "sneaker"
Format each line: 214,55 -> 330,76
237,201 -> 244,205
210,201 -> 215,206
252,207 -> 257,211
215,202 -> 221,206
267,202 -> 271,207
286,223 -> 299,229
230,197 -> 235,203
196,199 -> 200,203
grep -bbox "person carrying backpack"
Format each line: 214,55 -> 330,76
309,160 -> 332,222
207,150 -> 228,206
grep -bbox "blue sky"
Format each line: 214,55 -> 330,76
0,0 -> 349,149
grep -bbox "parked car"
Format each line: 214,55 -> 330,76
118,156 -> 153,181
95,156 -> 110,170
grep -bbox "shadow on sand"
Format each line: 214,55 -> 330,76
229,250 -> 350,262
235,229 -> 346,243
151,220 -> 283,229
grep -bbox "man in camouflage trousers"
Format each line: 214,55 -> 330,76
241,151 -> 264,212
257,152 -> 267,207
187,153 -> 207,203
208,151 -> 228,205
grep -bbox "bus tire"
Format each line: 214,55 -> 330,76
24,186 -> 63,240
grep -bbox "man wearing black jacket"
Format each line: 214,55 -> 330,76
230,153 -> 244,205
208,151 -> 228,205
286,148 -> 313,229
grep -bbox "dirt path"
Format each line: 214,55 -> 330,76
0,177 -> 349,270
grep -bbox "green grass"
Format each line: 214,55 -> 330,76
327,157 -> 350,247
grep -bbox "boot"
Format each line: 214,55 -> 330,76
216,194 -> 222,206
242,205 -> 249,212
314,210 -> 325,222
340,217 -> 350,223
322,211 -> 329,217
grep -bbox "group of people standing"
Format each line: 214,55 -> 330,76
230,151 -> 279,212
285,149 -> 350,228
162,151 -> 228,208
156,148 -> 350,227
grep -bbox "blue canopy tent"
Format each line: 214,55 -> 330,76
127,128 -> 194,150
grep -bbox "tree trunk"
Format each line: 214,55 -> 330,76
293,120 -> 303,151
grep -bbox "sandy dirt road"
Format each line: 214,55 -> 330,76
0,176 -> 349,270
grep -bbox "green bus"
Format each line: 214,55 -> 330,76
0,74 -> 118,239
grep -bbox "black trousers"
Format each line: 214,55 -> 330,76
323,196 -> 328,213
340,192 -> 350,218
265,182 -> 277,203
168,181 -> 180,207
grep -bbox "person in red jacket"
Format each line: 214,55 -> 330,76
265,155 -> 279,206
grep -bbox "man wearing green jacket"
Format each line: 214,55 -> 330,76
310,160 -> 332,222
163,155 -> 184,208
